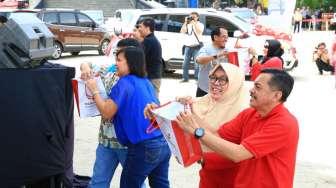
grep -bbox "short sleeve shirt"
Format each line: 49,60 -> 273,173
218,104 -> 299,188
109,75 -> 161,145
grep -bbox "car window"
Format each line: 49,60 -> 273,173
167,14 -> 187,33
234,10 -> 256,20
78,13 -> 93,27
204,16 -> 240,37
59,12 -> 77,26
137,14 -> 166,31
43,12 -> 58,24
81,10 -> 104,25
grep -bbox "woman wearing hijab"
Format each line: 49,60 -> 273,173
250,39 -> 284,81
145,63 -> 249,188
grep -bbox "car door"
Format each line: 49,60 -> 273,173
164,14 -> 189,62
58,12 -> 82,51
77,12 -> 102,50
40,12 -> 60,38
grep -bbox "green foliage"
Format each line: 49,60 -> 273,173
297,0 -> 336,9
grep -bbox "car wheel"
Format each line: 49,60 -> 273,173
52,42 -> 63,60
71,52 -> 80,56
98,39 -> 110,55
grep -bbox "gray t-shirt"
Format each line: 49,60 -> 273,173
196,43 -> 228,92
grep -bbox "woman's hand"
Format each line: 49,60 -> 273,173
85,78 -> 98,93
248,47 -> 257,56
144,103 -> 159,119
80,63 -> 93,81
175,96 -> 193,105
175,111 -> 200,134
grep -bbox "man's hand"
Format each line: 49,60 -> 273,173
216,49 -> 228,59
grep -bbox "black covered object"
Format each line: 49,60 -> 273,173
0,62 -> 75,187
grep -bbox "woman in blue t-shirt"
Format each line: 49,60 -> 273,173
85,46 -> 171,188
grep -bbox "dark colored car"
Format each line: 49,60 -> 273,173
36,9 -> 110,59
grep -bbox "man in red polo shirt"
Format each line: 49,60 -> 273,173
176,69 -> 299,188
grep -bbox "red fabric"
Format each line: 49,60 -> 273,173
199,152 -> 238,188
250,57 -> 283,81
227,52 -> 239,67
218,104 -> 299,188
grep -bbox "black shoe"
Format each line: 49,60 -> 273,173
180,79 -> 189,83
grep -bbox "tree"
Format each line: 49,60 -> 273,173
297,0 -> 336,9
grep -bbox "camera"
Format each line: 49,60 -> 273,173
186,16 -> 193,23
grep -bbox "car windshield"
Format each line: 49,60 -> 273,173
226,13 -> 253,32
234,11 -> 255,20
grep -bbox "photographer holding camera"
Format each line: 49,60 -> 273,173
180,12 -> 204,82
313,42 -> 334,75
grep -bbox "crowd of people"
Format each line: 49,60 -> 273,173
78,13 -> 302,187
292,6 -> 335,32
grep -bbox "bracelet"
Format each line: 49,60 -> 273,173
92,91 -> 100,97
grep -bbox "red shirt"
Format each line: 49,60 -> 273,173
218,104 -> 299,188
250,57 -> 283,81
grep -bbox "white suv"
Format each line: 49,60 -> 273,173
114,8 -> 297,76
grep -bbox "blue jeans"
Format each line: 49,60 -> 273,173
120,136 -> 171,188
182,46 -> 200,81
88,144 -> 127,188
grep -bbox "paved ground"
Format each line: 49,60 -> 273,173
55,31 -> 336,187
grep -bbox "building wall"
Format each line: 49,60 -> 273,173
43,0 -> 134,17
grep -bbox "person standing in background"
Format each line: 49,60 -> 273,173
293,7 -> 303,33
180,11 -> 204,83
137,18 -> 163,97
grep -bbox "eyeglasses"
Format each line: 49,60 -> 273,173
209,75 -> 228,85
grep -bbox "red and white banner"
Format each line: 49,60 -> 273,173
151,101 -> 202,167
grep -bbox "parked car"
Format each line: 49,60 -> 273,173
36,9 -> 111,59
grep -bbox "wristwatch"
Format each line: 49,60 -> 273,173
194,127 -> 205,139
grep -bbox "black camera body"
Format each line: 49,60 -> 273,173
186,16 -> 193,23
